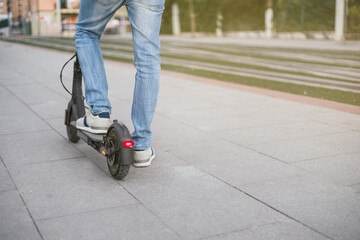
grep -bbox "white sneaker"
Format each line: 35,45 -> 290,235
76,111 -> 111,134
133,147 -> 155,168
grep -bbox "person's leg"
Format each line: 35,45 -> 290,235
75,0 -> 125,115
125,0 -> 165,151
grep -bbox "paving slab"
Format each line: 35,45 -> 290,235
306,110 -> 360,131
0,108 -> 50,136
293,152 -> 360,187
352,184 -> 360,198
161,104 -> 306,132
263,102 -> 334,117
162,139 -> 307,187
249,131 -> 360,162
29,100 -> 67,120
219,120 -> 348,146
0,87 -> 31,114
240,175 -> 360,240
156,93 -> 229,114
0,88 -> 50,135
0,130 -> 83,168
7,84 -> 67,105
0,190 -> 42,240
205,220 -> 328,240
44,82 -> 72,99
36,204 -> 180,240
3,59 -> 58,85
122,165 -> 288,239
0,160 -> 16,193
45,117 -> 68,139
159,73 -> 301,109
159,102 -> 263,121
9,157 -> 137,220
0,70 -> 35,86
156,77 -> 278,112
151,114 -> 214,147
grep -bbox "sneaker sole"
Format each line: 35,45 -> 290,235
76,125 -> 108,134
133,149 -> 155,168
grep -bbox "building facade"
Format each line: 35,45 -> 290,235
30,0 -> 127,37
0,0 -> 31,35
31,0 -> 61,36
0,0 -> 8,16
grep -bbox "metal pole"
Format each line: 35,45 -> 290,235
344,0 -> 348,38
56,0 -> 62,35
7,0 -> 11,35
335,0 -> 347,41
37,0 -> 40,36
172,3 -> 181,36
265,0 -> 273,39
119,7 -> 126,36
300,0 -> 305,31
216,13 -> 223,37
189,0 -> 196,38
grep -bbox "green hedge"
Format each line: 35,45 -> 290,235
160,0 -> 360,34
161,0 -> 266,34
273,0 -> 335,32
348,0 -> 360,34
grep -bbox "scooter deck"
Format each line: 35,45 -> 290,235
70,121 -> 104,143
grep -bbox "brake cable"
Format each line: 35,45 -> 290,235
59,53 -> 77,97
59,53 -> 89,109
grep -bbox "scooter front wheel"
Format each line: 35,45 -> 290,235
65,101 -> 80,143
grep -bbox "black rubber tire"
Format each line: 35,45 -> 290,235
107,128 -> 130,180
66,102 -> 80,143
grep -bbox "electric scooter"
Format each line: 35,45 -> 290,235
62,54 -> 134,180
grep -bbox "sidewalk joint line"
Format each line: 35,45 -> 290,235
163,149 -> 332,239
310,119 -> 360,133
25,156 -> 87,166
0,129 -> 52,137
234,129 -> 352,147
113,181 -> 184,239
35,203 -> 140,222
0,156 -> 45,240
206,170 -> 333,240
3,85 -> 85,158
198,221 -> 291,240
289,150 -> 360,163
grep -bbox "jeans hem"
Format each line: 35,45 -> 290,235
133,145 -> 150,151
91,108 -> 111,116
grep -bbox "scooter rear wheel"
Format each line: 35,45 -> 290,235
107,128 -> 130,180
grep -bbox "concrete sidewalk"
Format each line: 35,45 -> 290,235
0,41 -> 359,240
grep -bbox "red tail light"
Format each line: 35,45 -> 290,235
123,140 -> 134,148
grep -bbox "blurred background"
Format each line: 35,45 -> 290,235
1,0 -> 360,107
0,0 -> 359,40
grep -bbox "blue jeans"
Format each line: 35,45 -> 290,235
75,0 -> 164,150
